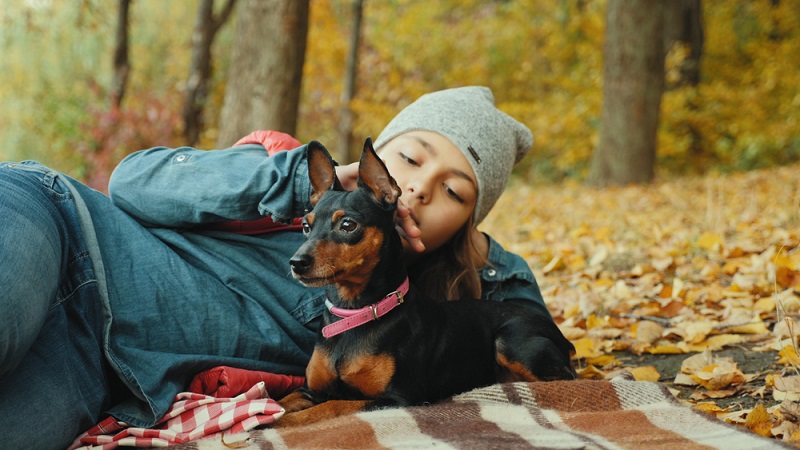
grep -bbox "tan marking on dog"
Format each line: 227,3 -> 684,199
496,353 -> 539,382
311,227 -> 383,301
340,353 -> 396,397
332,209 -> 345,223
275,400 -> 371,429
305,212 -> 315,227
306,346 -> 337,392
277,390 -> 316,414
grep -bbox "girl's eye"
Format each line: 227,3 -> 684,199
445,185 -> 465,204
340,219 -> 357,232
400,153 -> 418,166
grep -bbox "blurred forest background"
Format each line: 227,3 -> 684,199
0,0 -> 798,190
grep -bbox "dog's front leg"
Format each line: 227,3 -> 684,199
278,346 -> 338,414
277,387 -> 320,413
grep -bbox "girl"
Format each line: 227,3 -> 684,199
0,86 -> 551,449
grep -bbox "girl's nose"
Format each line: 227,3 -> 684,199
405,178 -> 429,204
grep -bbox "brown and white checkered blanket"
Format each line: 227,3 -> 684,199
167,377 -> 787,450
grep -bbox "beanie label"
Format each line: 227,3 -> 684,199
467,145 -> 481,163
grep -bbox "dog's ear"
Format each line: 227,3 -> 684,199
306,141 -> 343,206
357,137 -> 400,208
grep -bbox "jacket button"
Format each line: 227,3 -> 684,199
487,269 -> 497,277
176,155 -> 187,162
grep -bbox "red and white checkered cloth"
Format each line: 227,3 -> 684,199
68,381 -> 284,449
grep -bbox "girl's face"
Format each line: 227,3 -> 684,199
379,131 -> 478,255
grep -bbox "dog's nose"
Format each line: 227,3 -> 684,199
290,253 -> 313,275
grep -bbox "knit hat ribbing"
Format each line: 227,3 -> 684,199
374,86 -> 533,225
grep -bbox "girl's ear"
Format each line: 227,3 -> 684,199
306,141 -> 342,206
357,137 -> 401,207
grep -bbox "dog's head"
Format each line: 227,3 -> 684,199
289,138 -> 401,302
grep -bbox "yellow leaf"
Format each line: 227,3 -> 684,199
558,325 -> 586,341
778,346 -> 800,366
630,366 -> 661,382
586,314 -> 607,329
682,334 -> 744,352
542,256 -> 564,274
723,321 -> 769,334
576,364 -> 606,380
697,232 -> 723,251
745,404 -> 773,437
754,297 -> 776,312
693,402 -> 729,416
648,344 -> 684,354
585,354 -> 618,367
572,337 -> 603,359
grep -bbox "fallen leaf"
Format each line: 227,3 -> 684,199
778,346 -> 800,366
681,334 -> 745,352
635,320 -> 664,344
745,404 -> 774,437
777,266 -> 800,289
576,364 -> 605,380
693,402 -> 730,416
572,337 -> 603,359
630,365 -> 661,382
691,389 -> 738,400
647,343 -> 684,354
680,350 -> 746,390
697,232 -> 723,251
773,375 -> 800,402
771,420 -> 799,440
780,399 -> 800,422
558,325 -> 586,341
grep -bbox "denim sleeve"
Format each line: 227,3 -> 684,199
480,235 -> 552,319
108,144 -> 311,227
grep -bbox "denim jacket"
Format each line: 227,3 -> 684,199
66,143 -> 548,427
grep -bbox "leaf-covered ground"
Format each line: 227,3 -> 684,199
482,163 -> 800,445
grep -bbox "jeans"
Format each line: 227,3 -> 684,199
0,162 -> 118,450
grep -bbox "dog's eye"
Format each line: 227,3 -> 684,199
340,219 -> 357,233
302,220 -> 311,234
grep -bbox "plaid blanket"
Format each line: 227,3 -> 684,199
160,376 -> 787,450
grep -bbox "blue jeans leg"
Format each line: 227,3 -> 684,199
0,162 -> 117,450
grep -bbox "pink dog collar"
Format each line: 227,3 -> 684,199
322,277 -> 410,338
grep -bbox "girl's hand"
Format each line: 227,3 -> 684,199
334,162 -> 358,191
396,200 -> 425,253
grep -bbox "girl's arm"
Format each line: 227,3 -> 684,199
108,144 -> 311,228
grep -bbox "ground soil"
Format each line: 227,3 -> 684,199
614,344 -> 785,410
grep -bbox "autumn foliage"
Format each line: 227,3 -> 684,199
482,162 -> 800,443
1,0 -> 798,185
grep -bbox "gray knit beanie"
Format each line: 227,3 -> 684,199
374,86 -> 533,225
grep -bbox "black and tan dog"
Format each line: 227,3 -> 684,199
278,139 -> 575,425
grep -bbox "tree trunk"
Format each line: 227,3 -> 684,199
183,0 -> 237,146
663,0 -> 703,87
110,0 -> 131,109
340,0 -> 364,163
216,0 -> 309,148
589,0 -> 666,187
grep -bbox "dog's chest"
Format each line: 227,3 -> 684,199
307,344 -> 397,398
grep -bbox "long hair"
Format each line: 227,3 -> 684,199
407,217 -> 486,301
